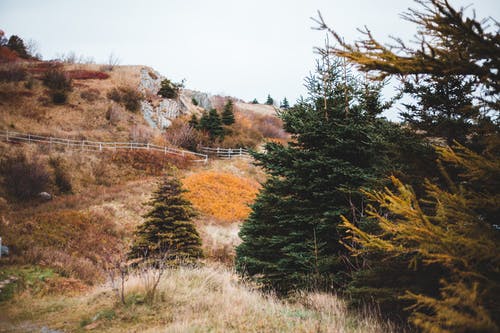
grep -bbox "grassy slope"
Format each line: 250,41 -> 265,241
0,265 -> 395,333
0,64 -> 154,141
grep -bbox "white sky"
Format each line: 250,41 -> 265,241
1,0 -> 498,119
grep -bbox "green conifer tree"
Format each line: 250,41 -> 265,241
236,55 -> 422,293
6,35 -> 28,58
265,94 -> 274,105
199,109 -> 224,141
401,75 -> 483,146
129,175 -> 203,264
251,98 -> 259,104
280,97 -> 290,109
342,142 -> 500,332
221,99 -> 235,126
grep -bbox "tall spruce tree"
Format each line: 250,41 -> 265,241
221,99 -> 235,126
129,175 -> 203,264
236,55 -> 423,293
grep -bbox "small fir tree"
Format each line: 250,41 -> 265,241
129,175 -> 203,264
251,98 -> 259,104
158,78 -> 183,99
199,108 -> 223,140
265,94 -> 274,105
280,97 -> 290,109
221,99 -> 235,126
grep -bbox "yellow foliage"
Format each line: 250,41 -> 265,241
182,171 -> 260,223
341,143 -> 500,332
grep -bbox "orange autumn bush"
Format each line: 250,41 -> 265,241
182,171 -> 260,223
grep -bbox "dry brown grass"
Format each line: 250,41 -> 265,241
0,63 -> 156,142
197,222 -> 241,264
0,264 -> 397,333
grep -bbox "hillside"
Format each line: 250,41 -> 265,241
0,57 -> 393,331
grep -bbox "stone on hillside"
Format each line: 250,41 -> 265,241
1,245 -> 8,256
38,192 -> 52,201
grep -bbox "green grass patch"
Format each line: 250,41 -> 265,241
0,265 -> 56,302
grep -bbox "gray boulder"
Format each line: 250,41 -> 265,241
38,192 -> 52,201
1,245 -> 8,256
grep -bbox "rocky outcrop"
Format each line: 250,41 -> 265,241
138,68 -> 162,94
185,90 -> 213,111
139,67 -> 189,129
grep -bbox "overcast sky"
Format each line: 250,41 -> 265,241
1,0 -> 498,119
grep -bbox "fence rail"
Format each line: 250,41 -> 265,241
200,146 -> 251,159
0,130 -> 208,163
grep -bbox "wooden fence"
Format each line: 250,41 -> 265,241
200,146 -> 251,159
0,130 -> 208,163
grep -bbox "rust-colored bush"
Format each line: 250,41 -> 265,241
67,69 -> 109,80
0,63 -> 26,82
111,150 -> 191,174
183,171 -> 260,223
0,46 -> 19,63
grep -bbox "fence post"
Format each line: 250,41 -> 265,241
239,147 -> 242,156
49,137 -> 52,150
6,130 -> 9,142
99,143 -> 102,151
217,147 -> 220,157
147,143 -> 150,150
28,133 -> 31,143
81,140 -> 84,151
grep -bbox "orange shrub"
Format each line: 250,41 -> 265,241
182,171 -> 260,223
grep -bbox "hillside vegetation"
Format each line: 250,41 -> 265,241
1,1 -> 497,331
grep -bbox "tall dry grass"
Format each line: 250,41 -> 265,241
0,264 -> 397,333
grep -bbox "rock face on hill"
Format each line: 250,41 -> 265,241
139,67 -> 212,129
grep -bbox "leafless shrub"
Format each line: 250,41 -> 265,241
100,52 -> 120,72
164,119 -> 204,150
80,88 -> 100,102
0,152 -> 51,200
134,247 -> 171,304
0,63 -> 27,82
102,245 -> 129,304
105,103 -> 125,125
129,124 -> 154,143
41,68 -> 72,91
